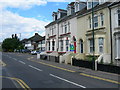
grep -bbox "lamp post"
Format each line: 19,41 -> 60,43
92,0 -> 95,70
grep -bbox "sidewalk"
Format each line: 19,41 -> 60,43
30,56 -> 120,83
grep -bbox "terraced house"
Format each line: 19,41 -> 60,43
45,0 -> 119,65
109,2 -> 120,65
45,0 -> 86,54
76,1 -> 112,64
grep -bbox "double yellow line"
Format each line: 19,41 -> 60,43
0,76 -> 31,90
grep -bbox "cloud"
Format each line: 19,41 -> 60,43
46,0 -> 74,2
0,10 -> 50,42
0,0 -> 47,9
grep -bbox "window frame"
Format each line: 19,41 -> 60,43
60,40 -> 64,51
94,15 -> 98,28
52,41 -> 55,51
64,25 -> 67,34
89,39 -> 93,53
66,40 -> 69,51
118,9 -> 120,26
48,41 -> 50,51
100,13 -> 104,26
98,37 -> 104,53
89,17 -> 92,29
80,39 -> 83,53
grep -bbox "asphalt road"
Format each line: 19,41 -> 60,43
1,52 -> 120,89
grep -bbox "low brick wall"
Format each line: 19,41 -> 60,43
98,64 -> 120,74
72,58 -> 120,74
72,58 -> 93,69
40,54 -> 59,63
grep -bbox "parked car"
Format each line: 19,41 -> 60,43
21,49 -> 31,53
31,50 -> 41,55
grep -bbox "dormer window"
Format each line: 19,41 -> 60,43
67,6 -> 71,15
75,2 -> 79,12
57,9 -> 67,19
67,2 -> 75,16
52,12 -> 57,21
57,11 -> 61,19
99,0 -> 109,4
87,1 -> 98,9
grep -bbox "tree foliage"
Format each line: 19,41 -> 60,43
2,34 -> 24,52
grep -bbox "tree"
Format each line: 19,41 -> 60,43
2,37 -> 23,52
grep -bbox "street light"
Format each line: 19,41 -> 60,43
92,0 -> 95,70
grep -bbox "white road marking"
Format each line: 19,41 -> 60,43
19,61 -> 25,64
8,56 -> 12,58
28,65 -> 42,71
49,74 -> 86,88
13,58 -> 17,61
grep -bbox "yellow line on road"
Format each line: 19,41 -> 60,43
15,79 -> 26,89
18,78 -> 31,90
0,76 -> 31,90
30,60 -> 75,73
28,59 -> 120,85
80,73 -> 120,85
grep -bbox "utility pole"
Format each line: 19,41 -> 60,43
92,0 -> 95,70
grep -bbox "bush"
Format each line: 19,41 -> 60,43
85,55 -> 98,61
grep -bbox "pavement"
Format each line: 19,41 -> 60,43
1,52 -> 120,89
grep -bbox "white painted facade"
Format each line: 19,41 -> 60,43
38,40 -> 45,52
25,41 -> 34,50
110,4 -> 120,63
45,0 -> 85,54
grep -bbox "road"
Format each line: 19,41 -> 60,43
1,52 -> 120,89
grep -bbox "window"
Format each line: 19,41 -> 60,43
118,9 -> 120,26
42,40 -> 45,44
89,39 -> 93,53
61,24 -> 63,34
52,41 -> 55,51
89,17 -> 91,29
99,37 -> 104,53
60,40 -> 63,51
100,13 -> 104,26
68,22 -> 70,32
66,40 -> 69,51
88,2 -> 92,9
48,41 -> 50,51
87,2 -> 98,9
75,3 -> 79,12
94,15 -> 98,28
65,25 -> 67,33
80,40 -> 83,53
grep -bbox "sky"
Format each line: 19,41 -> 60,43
0,0 -> 87,42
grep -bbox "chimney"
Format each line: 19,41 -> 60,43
35,33 -> 38,35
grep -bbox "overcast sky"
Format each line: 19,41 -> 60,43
0,0 -> 87,42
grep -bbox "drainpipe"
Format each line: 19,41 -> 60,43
108,6 -> 113,64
